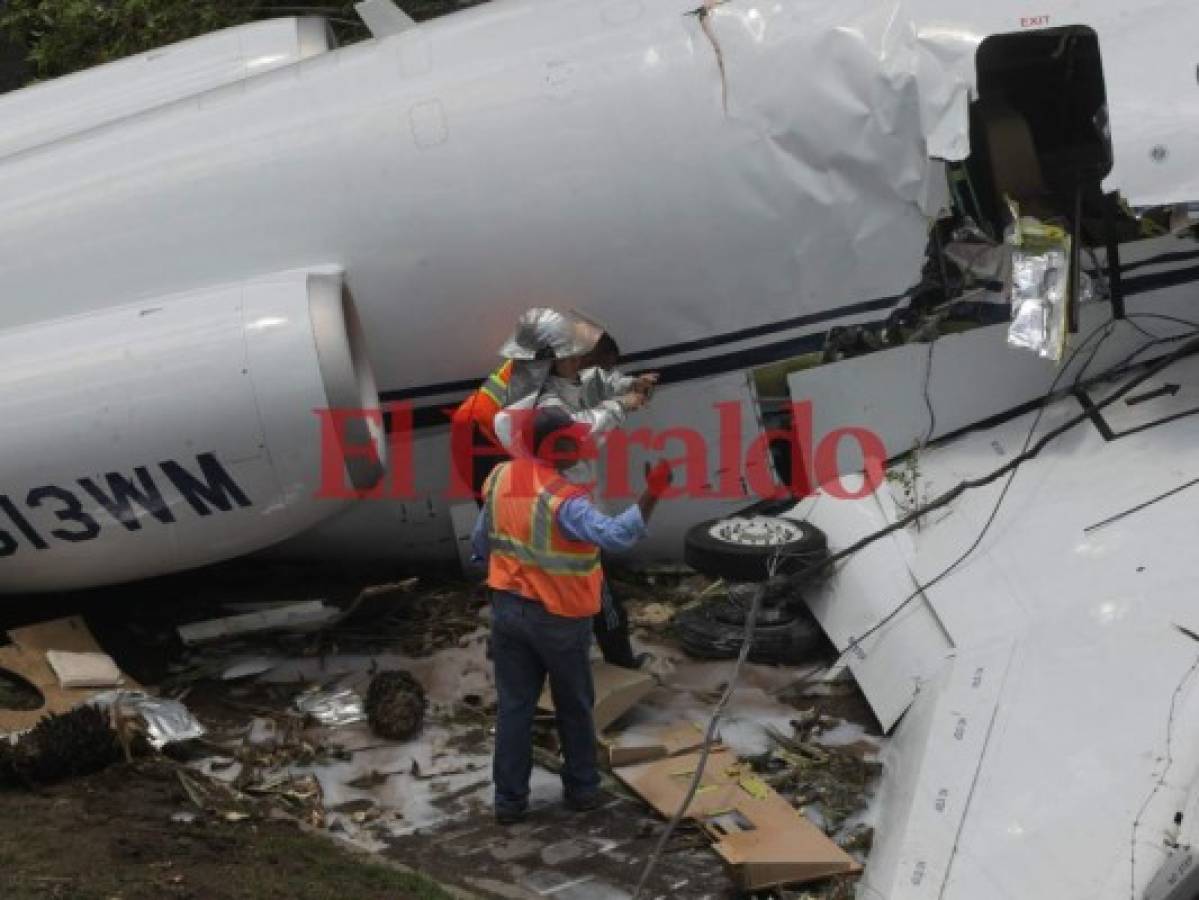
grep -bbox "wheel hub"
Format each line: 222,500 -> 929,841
707,515 -> 803,547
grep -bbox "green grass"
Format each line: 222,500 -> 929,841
0,813 -> 457,900
247,831 -> 458,900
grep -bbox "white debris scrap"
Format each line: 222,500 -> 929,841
177,601 -> 340,645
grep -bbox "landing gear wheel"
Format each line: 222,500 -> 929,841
673,595 -> 828,665
684,514 -> 828,583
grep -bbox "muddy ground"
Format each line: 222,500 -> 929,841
0,758 -> 455,900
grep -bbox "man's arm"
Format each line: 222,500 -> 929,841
581,367 -> 660,404
556,462 -> 673,551
580,366 -> 636,403
556,496 -> 647,554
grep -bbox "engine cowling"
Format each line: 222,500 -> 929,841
0,269 -> 385,592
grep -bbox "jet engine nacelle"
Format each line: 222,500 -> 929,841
0,269 -> 384,593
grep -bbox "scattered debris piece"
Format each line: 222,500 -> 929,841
365,671 -> 427,741
838,824 -> 874,856
87,690 -> 206,750
221,658 -> 278,681
0,705 -> 122,787
243,771 -> 323,821
45,650 -> 124,689
615,747 -> 860,891
176,767 -> 254,822
628,602 -> 676,630
293,687 -> 367,727
345,769 -> 402,790
602,721 -> 708,768
539,662 -> 655,732
178,601 -> 340,645
755,722 -> 882,836
332,579 -> 420,630
247,717 -> 280,746
330,798 -> 378,815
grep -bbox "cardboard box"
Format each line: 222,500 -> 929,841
538,661 -> 655,732
615,748 -> 861,890
0,617 -> 137,733
602,720 -> 710,768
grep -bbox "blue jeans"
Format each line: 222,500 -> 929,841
490,590 -> 599,814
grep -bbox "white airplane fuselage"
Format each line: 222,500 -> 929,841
1,0 -> 1197,591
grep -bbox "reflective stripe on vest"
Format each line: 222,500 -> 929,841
483,460 -> 602,616
452,360 -> 516,449
478,361 -> 513,407
485,466 -> 599,576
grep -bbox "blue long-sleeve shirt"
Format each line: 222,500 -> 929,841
471,494 -> 646,565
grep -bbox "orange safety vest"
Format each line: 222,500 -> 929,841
452,360 -> 514,445
482,459 -> 603,618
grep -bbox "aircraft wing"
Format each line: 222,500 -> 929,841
787,307 -> 1199,899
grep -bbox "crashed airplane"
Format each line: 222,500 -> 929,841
1,0 -> 1198,896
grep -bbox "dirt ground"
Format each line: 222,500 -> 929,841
0,759 -> 456,900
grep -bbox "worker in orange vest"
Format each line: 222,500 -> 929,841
472,406 -> 673,824
450,308 -> 582,500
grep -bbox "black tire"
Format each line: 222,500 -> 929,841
684,514 -> 828,583
673,599 -> 827,665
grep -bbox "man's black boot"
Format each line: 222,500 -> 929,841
495,806 -> 527,825
564,791 -> 605,812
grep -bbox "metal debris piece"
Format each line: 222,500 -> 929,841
292,687 -> 366,727
90,690 -> 205,750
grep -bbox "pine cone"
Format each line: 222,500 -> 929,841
1,705 -> 121,787
365,671 -> 426,741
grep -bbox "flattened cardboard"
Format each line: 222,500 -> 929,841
538,661 -> 655,732
602,720 -> 711,768
615,748 -> 860,890
0,617 -> 137,733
